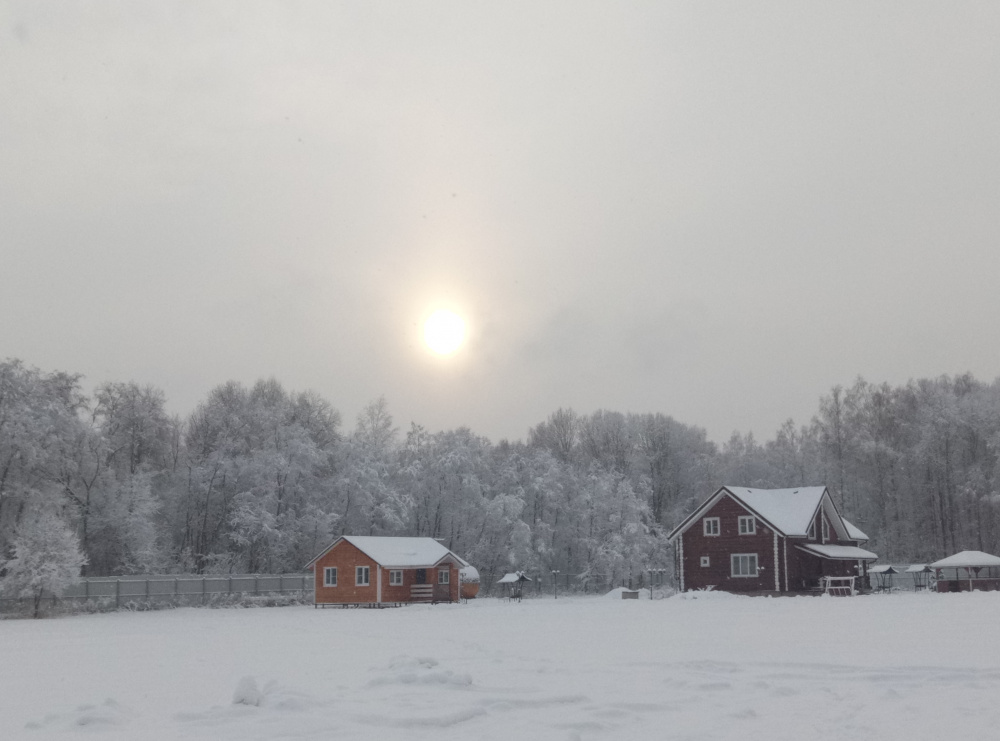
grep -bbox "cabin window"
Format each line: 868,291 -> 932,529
389,570 -> 403,586
738,516 -> 756,535
323,567 -> 337,587
703,517 -> 720,536
821,516 -> 830,543
438,568 -> 450,584
700,556 -> 710,567
808,520 -> 816,540
731,554 -> 758,578
356,566 -> 370,586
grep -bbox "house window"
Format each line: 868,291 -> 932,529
703,517 -> 720,536
700,556 -> 710,567
731,554 -> 758,578
821,516 -> 830,543
438,568 -> 450,585
356,566 -> 370,586
808,520 -> 816,540
738,516 -> 756,535
323,567 -> 337,587
389,570 -> 402,586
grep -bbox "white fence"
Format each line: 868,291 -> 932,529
0,573 -> 313,613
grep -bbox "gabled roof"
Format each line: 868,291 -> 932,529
725,487 -> 826,537
667,485 -> 862,543
842,518 -> 870,542
305,535 -> 463,570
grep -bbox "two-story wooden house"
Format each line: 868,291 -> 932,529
667,486 -> 877,594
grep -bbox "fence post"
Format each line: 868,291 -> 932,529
85,579 -> 89,601
174,577 -> 179,604
115,578 -> 120,609
254,575 -> 258,595
202,576 -> 206,605
228,575 -> 232,596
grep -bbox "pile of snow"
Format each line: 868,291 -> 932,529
604,587 -> 651,599
672,587 -> 747,600
368,655 -> 472,687
231,677 -> 262,706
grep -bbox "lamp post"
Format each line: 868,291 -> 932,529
552,570 -> 560,599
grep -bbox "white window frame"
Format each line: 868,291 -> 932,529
323,567 -> 337,587
438,568 -> 450,585
821,516 -> 830,543
731,553 -> 759,578
738,515 -> 756,535
808,520 -> 816,540
703,517 -> 720,536
700,556 -> 710,567
389,569 -> 403,586
356,565 -> 370,586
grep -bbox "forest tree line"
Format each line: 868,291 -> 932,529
2,357 -> 999,592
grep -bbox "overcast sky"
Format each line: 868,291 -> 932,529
2,2 -> 999,443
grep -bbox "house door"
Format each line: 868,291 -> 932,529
415,569 -> 427,584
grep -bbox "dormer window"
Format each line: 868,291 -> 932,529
738,516 -> 756,535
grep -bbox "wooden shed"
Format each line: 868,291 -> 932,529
306,536 -> 468,607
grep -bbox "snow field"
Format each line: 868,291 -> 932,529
3,592 -> 1000,740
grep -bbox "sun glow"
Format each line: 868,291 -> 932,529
423,310 -> 466,355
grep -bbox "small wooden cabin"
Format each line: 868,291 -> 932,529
667,486 -> 878,595
306,536 -> 467,606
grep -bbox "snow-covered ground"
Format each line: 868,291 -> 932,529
3,591 -> 1000,740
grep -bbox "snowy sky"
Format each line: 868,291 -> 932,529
3,2 -> 999,443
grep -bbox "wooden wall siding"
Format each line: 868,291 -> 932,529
313,540 -> 460,604
681,495 -> 778,593
377,562 -> 460,604
314,540 -> 379,604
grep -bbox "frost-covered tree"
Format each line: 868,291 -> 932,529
0,360 -> 85,554
1,510 -> 87,617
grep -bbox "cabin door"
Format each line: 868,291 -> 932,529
415,569 -> 427,584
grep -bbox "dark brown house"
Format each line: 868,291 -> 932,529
667,486 -> 877,594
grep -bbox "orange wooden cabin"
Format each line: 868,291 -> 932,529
306,536 -> 470,606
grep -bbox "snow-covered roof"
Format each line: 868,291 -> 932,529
306,535 -> 464,569
497,571 -> 531,583
929,551 -> 1000,569
869,564 -> 899,574
905,564 -> 931,573
796,543 -> 879,561
341,536 -> 459,567
842,518 -> 869,542
726,486 -> 826,536
459,565 -> 480,583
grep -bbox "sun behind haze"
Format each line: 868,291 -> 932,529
423,310 -> 466,356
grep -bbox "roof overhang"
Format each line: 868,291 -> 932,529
929,551 -> 1000,570
796,543 -> 879,561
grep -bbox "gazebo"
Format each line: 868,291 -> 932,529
869,564 -> 899,593
929,551 -> 1000,592
905,564 -> 933,591
496,571 -> 532,601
